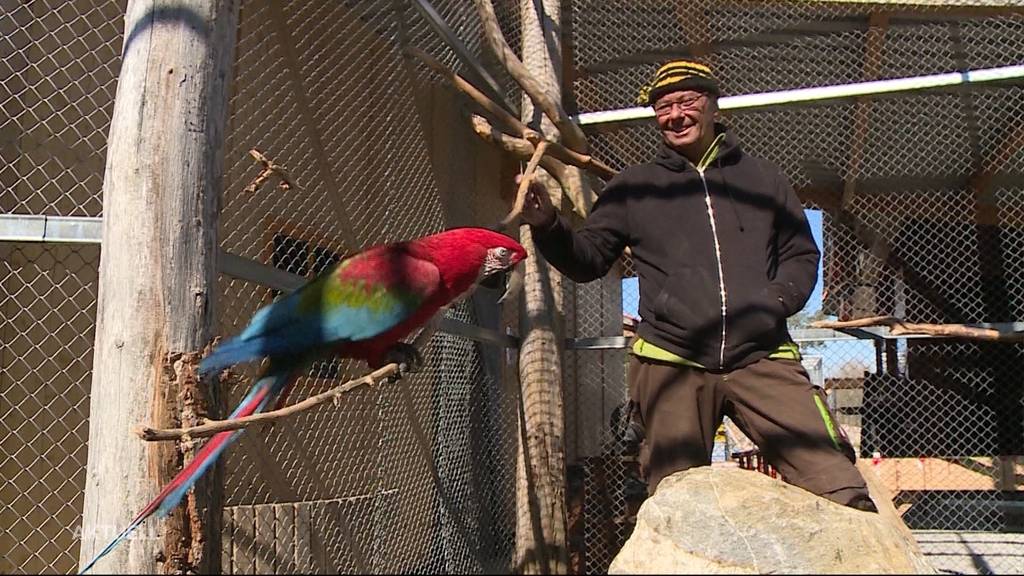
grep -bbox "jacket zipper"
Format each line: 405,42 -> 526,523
697,166 -> 727,369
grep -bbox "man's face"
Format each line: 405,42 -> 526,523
653,89 -> 715,154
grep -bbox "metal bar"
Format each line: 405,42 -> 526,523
408,0 -> 516,114
0,214 -> 102,243
217,249 -> 521,348
439,316 -> 519,348
801,0 -> 1022,7
218,249 -> 306,292
836,327 -> 886,341
6,218 -> 1018,347
565,336 -> 629,350
575,64 -> 1024,127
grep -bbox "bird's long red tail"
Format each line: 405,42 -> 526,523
79,369 -> 294,574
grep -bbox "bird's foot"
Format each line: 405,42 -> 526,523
384,343 -> 424,382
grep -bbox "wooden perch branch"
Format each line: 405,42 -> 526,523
524,132 -> 616,181
410,47 -> 615,182
136,321 -> 441,442
244,148 -> 300,194
473,0 -> 589,153
813,316 -> 1024,342
471,115 -> 568,188
499,139 -> 549,229
137,364 -> 399,441
407,46 -> 538,141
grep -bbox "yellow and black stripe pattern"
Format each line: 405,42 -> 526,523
637,59 -> 720,105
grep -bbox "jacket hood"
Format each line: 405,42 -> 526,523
655,122 -> 742,172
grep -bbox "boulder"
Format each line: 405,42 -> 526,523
609,464 -> 934,574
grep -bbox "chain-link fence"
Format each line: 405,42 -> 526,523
573,2 -> 1024,574
3,1 -> 1024,575
1,0 -> 120,573
2,0 -> 532,573
215,1 -> 530,572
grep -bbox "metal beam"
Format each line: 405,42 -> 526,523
5,215 -> 1020,346
439,316 -> 520,348
0,214 -> 102,243
217,249 -> 306,291
217,247 -> 524,348
575,64 -> 1024,127
566,336 -> 629,350
408,0 -> 516,113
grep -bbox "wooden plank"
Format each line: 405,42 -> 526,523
294,503 -> 315,574
333,497 -> 370,573
275,504 -> 297,574
841,11 -> 889,211
997,455 -> 1023,491
869,457 -> 1024,492
221,508 -> 233,575
309,500 -> 334,574
232,506 -> 255,575
254,505 -> 275,573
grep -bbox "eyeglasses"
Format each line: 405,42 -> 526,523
653,93 -> 706,116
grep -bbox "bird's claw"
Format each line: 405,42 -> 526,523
384,343 -> 424,382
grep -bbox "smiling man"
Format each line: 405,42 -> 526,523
521,60 -> 876,512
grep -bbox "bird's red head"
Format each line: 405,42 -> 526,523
411,227 -> 527,295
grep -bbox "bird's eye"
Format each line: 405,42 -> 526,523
495,247 -> 510,258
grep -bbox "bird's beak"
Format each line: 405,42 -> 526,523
498,264 -> 524,304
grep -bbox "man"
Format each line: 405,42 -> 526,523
521,60 -> 876,512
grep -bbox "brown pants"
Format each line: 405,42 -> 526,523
627,355 -> 869,506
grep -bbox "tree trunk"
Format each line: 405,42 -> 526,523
515,0 -> 569,573
78,1 -> 238,573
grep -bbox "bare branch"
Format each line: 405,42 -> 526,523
472,0 -> 589,152
470,115 -> 569,187
407,47 -> 539,141
469,113 -> 613,182
813,316 -> 1024,342
136,364 -> 398,441
410,44 -> 613,227
137,321 -> 442,442
524,132 -> 616,181
245,149 -> 300,194
499,140 -> 549,230
411,46 -> 615,182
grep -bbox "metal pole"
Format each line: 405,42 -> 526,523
575,64 -> 1024,127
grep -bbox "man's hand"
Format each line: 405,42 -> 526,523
519,177 -> 557,230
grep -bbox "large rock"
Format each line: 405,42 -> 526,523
609,464 -> 935,574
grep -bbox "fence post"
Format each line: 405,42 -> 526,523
515,0 -> 570,573
78,1 -> 239,573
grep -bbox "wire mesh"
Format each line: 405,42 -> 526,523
3,0 -> 527,573
0,1 -> 121,217
217,0 -> 525,573
575,2 -> 1024,574
4,0 -> 1024,574
1,0 -> 119,573
0,244 -> 98,574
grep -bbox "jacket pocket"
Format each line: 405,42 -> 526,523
653,265 -> 721,345
727,281 -> 785,349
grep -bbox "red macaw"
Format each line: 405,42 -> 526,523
80,227 -> 526,574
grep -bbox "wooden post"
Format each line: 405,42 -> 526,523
78,1 -> 239,573
515,0 -> 569,573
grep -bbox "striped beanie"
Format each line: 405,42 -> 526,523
636,59 -> 721,106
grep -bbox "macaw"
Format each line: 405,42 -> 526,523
80,226 -> 526,574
